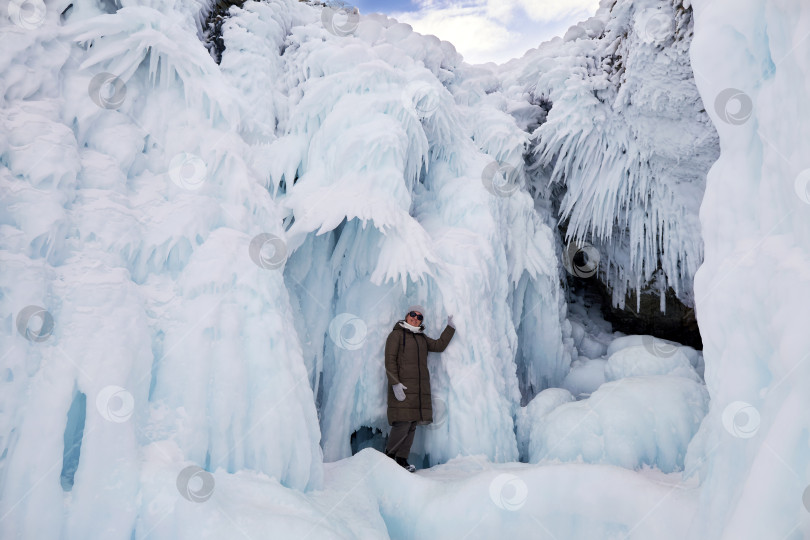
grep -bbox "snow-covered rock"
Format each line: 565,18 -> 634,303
500,0 -> 720,311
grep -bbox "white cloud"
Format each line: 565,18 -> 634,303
485,0 -> 599,23
390,0 -> 600,64
392,6 -> 515,61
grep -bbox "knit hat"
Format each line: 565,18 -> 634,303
406,305 -> 426,318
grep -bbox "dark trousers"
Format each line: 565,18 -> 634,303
385,421 -> 417,458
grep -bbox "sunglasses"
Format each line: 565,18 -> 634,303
408,311 -> 423,321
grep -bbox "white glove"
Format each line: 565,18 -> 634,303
392,383 -> 407,401
447,314 -> 455,328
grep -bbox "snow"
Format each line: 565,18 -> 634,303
525,376 -> 708,473
515,387 -> 574,460
561,356 -> 607,398
607,334 -> 705,379
1,0 -> 803,537
125,446 -> 701,539
605,344 -> 703,382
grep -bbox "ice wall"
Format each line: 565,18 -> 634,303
0,1 -> 323,537
685,0 -> 810,537
262,5 -> 573,464
0,0 -> 577,536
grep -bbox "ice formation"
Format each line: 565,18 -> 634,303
500,0 -> 720,310
1,0 -> 805,537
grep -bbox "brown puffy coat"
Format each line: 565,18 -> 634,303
384,320 -> 455,425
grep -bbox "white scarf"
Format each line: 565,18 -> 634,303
399,320 -> 423,333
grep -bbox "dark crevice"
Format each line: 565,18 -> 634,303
202,0 -> 248,64
98,0 -> 119,14
568,273 -> 702,350
314,375 -> 324,418
60,3 -> 73,24
350,426 -> 385,456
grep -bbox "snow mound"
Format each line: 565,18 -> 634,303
528,376 -> 709,473
561,357 -> 608,398
515,388 -> 575,460
326,449 -> 698,539
605,344 -> 703,383
128,444 -> 701,540
607,334 -> 704,378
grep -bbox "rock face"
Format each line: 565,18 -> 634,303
573,276 -> 703,350
202,0 -> 249,64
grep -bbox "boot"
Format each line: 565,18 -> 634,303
395,456 -> 416,473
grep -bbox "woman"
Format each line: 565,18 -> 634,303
383,305 -> 455,472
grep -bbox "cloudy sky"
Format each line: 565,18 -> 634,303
350,0 -> 601,64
